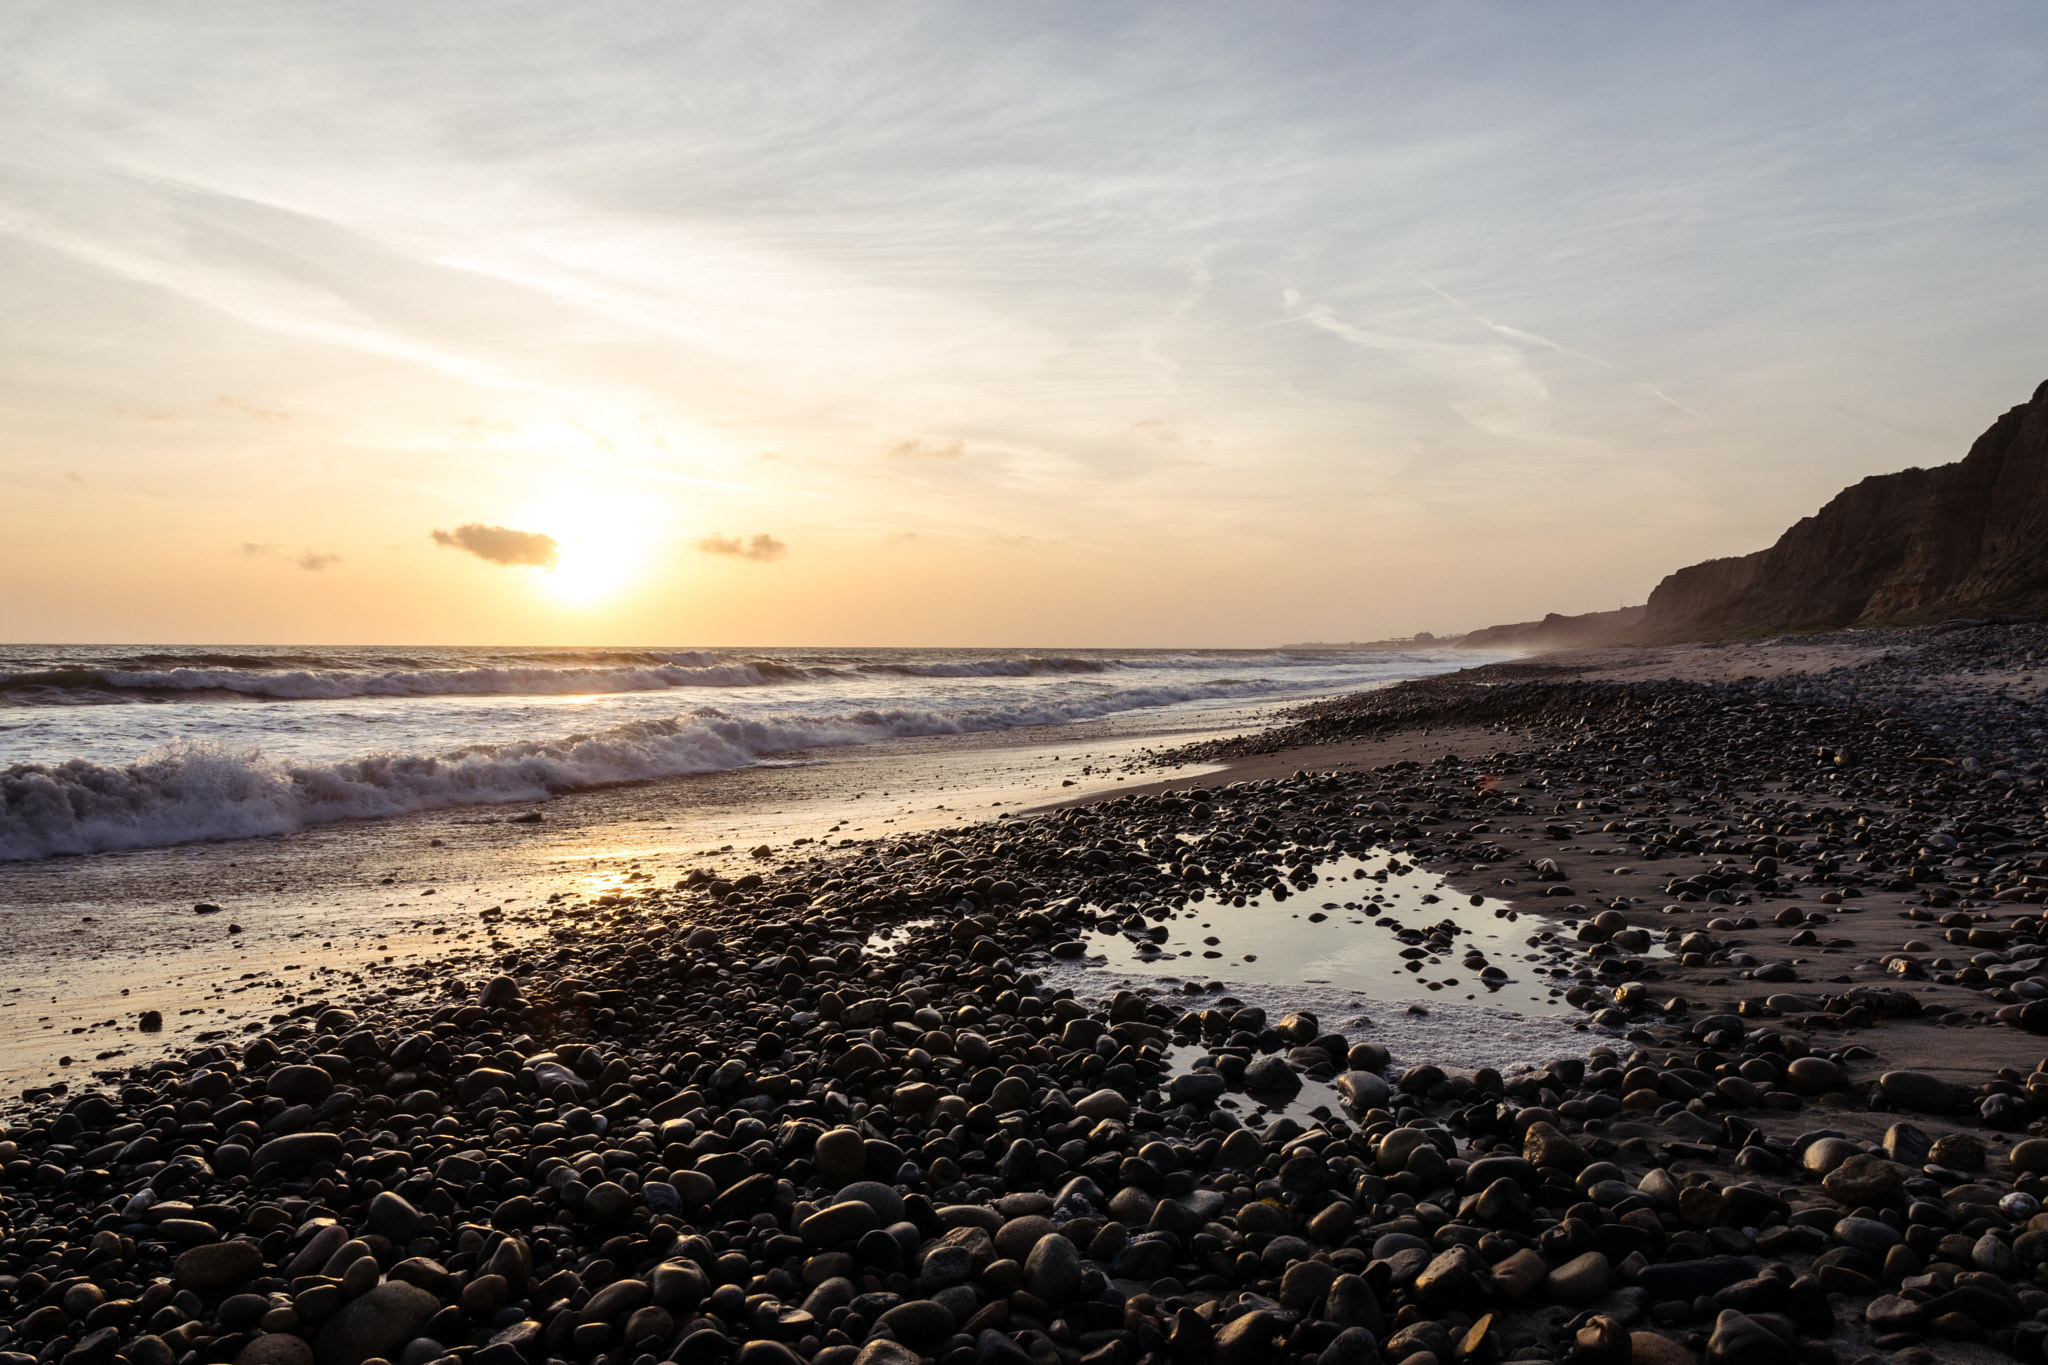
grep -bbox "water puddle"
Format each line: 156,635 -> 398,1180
865,918 -> 942,955
1037,850 -> 1615,1075
1064,851 -> 1569,1009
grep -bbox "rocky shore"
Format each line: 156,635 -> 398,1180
12,623 -> 2048,1365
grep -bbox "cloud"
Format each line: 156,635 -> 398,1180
62,471 -> 86,486
236,542 -> 280,559
295,551 -> 341,571
886,438 -> 964,460
430,522 -> 560,568
693,532 -> 787,562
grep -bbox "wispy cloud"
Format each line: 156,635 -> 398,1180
3,5 -> 2044,642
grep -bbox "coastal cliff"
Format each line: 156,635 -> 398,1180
1459,604 -> 1645,650
1636,377 -> 2048,641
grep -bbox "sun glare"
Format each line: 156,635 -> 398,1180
525,493 -> 648,605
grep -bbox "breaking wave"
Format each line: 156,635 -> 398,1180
0,649 -> 1354,704
0,678 -> 1289,860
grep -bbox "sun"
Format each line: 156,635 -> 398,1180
523,493 -> 649,605
545,536 -> 637,604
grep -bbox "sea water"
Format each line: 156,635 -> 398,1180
0,645 -> 1491,861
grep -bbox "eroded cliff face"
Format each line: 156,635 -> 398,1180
1636,378 -> 2048,641
1459,605 -> 1645,650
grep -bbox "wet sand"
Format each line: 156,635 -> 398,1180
0,698 -> 1274,1097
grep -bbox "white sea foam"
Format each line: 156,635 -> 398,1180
0,678 -> 1301,860
91,659 -> 767,700
0,644 -> 1501,861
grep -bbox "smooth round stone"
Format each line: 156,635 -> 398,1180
266,1064 -> 335,1104
1801,1138 -> 1860,1176
1548,1251 -> 1612,1304
237,1337 -> 315,1365
1833,1217 -> 1900,1255
1023,1232 -> 1082,1302
806,1129 -> 864,1186
994,1215 -> 1056,1263
313,1282 -> 440,1365
1073,1089 -> 1130,1122
582,1182 -> 633,1221
833,1180 -> 904,1225
1928,1133 -> 1986,1171
874,1299 -> 954,1347
801,1201 -> 881,1246
1878,1071 -> 1956,1114
173,1240 -> 264,1292
1785,1056 -> 1841,1094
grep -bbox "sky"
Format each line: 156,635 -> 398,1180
2,3 -> 2044,647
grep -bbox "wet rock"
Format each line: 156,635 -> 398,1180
1523,1121 -> 1589,1172
1335,1071 -> 1391,1112
1244,1054 -> 1300,1095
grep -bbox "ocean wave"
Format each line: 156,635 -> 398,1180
0,655 -> 771,703
0,677 -> 1293,860
0,649 -> 1356,704
858,656 -> 1107,678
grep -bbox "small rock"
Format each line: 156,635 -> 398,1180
1548,1251 -> 1612,1305
1023,1231 -> 1082,1302
313,1282 -> 441,1365
1877,1070 -> 1955,1114
173,1240 -> 263,1292
1704,1311 -> 1795,1365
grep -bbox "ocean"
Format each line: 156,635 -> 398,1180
0,644 -> 1485,862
